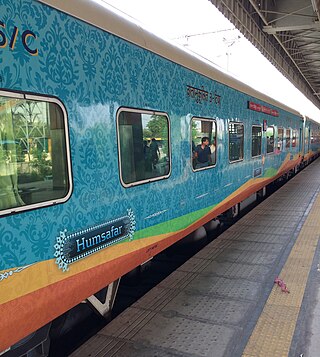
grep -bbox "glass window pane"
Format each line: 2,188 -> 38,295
229,122 -> 244,162
0,96 -> 69,212
266,126 -> 274,153
292,129 -> 297,147
252,126 -> 262,157
191,118 -> 216,170
305,128 -> 309,151
118,110 -> 170,185
286,128 -> 291,149
277,128 -> 284,152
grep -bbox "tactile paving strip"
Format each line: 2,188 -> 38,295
242,191 -> 320,357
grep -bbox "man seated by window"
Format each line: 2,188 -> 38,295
194,136 -> 212,169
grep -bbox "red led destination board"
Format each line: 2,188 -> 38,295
248,101 -> 279,117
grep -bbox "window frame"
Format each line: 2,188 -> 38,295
116,107 -> 171,188
292,129 -> 298,148
251,124 -> 262,158
0,89 -> 73,217
277,127 -> 284,152
305,127 -> 310,152
286,128 -> 291,149
191,116 -> 217,172
228,121 -> 244,163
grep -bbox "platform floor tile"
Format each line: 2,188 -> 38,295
201,260 -> 270,280
214,248 -> 279,266
184,275 -> 260,300
219,231 -> 289,244
177,257 -> 212,273
238,213 -> 302,228
132,286 -> 183,311
226,223 -> 296,236
129,313 -> 235,357
98,341 -> 186,357
71,335 -> 125,357
223,240 -> 284,253
160,292 -> 252,325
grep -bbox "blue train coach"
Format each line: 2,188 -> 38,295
1,0 -> 320,354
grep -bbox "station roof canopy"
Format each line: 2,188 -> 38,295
209,0 -> 320,110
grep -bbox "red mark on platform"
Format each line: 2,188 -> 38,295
274,277 -> 290,293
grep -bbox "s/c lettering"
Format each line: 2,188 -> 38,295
0,21 -> 38,55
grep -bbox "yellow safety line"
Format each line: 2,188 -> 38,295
243,193 -> 320,357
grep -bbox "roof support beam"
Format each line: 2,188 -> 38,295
208,0 -> 320,109
263,22 -> 320,34
311,0 -> 320,20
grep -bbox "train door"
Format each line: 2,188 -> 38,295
305,127 -> 310,154
299,128 -> 302,152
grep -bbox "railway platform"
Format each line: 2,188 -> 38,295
71,159 -> 320,357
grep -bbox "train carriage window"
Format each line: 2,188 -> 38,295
229,122 -> 244,162
266,126 -> 274,154
117,108 -> 170,186
191,118 -> 216,170
286,128 -> 291,149
277,128 -> 284,152
305,127 -> 310,152
252,125 -> 262,157
314,129 -> 320,144
292,129 -> 298,148
0,93 -> 71,214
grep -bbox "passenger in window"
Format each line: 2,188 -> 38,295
194,137 -> 212,169
267,136 -> 274,153
150,138 -> 160,169
210,139 -> 216,164
143,140 -> 152,172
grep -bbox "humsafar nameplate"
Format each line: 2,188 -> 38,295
54,209 -> 135,272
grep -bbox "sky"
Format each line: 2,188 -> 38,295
96,0 -> 320,121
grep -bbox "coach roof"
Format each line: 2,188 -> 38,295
38,0 -> 301,117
